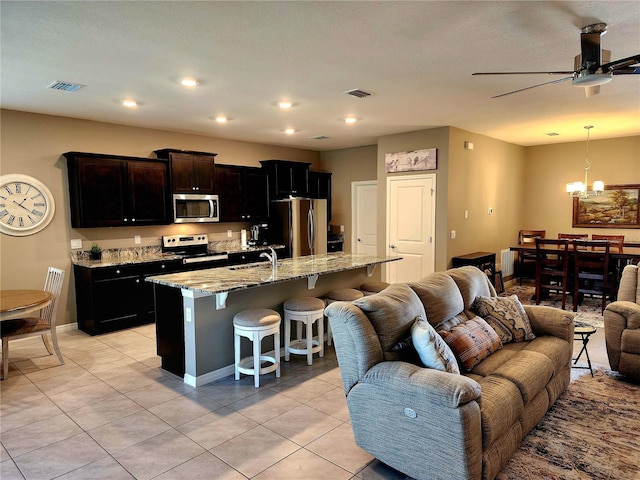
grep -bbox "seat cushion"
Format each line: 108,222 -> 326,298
233,309 -> 281,327
284,297 -> 325,312
326,288 -> 364,302
492,350 -> 554,404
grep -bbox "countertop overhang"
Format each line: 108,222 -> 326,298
146,252 -> 400,298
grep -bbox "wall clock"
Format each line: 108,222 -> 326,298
0,174 -> 56,236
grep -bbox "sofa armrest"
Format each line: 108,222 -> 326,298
362,361 -> 481,408
523,305 -> 574,343
605,301 -> 640,330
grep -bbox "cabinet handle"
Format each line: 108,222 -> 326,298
135,279 -> 140,284
124,218 -> 128,222
116,269 -> 121,274
131,218 -> 135,222
161,264 -> 166,269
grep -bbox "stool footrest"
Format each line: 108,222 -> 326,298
238,355 -> 279,376
288,338 -> 322,355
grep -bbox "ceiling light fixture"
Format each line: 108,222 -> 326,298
284,128 -> 296,135
122,99 -> 138,108
566,125 -> 604,198
215,115 -> 228,123
278,101 -> 293,109
181,77 -> 199,88
344,117 -> 357,124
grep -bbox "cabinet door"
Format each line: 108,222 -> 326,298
192,156 -> 215,193
74,157 -> 128,227
214,165 -> 244,222
244,168 -> 270,220
128,160 -> 171,224
170,153 -> 196,193
309,172 -> 332,223
291,164 -> 309,196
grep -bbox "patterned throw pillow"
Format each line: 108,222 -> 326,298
438,316 -> 502,371
411,315 -> 460,374
473,295 -> 536,344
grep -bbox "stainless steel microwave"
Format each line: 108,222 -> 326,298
173,194 -> 220,223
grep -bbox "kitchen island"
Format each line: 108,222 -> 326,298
147,252 -> 401,386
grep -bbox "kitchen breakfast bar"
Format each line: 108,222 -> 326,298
147,252 -> 400,386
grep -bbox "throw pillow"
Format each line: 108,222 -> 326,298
473,295 -> 535,344
411,315 -> 460,374
438,316 -> 502,371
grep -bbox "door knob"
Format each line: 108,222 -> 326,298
357,238 -> 362,242
389,244 -> 397,249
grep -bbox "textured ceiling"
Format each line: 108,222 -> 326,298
1,1 -> 639,151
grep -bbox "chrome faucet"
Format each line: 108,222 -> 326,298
260,247 -> 278,269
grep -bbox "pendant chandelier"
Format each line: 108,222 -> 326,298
566,125 -> 604,198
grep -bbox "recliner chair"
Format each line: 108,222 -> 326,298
604,264 -> 640,378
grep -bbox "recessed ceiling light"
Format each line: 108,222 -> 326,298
215,115 -> 228,123
284,128 -> 296,135
344,117 -> 357,124
279,101 -> 293,109
122,99 -> 138,108
181,77 -> 199,88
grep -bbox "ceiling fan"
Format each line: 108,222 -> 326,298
474,23 -> 640,98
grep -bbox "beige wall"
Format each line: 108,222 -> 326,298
377,127 -> 451,273
0,109 -> 320,326
523,135 -> 640,241
320,144 -> 377,253
448,127 -> 526,259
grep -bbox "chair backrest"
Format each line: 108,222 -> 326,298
535,238 -> 570,272
40,267 -> 65,327
592,234 -> 624,253
558,233 -> 588,240
519,229 -> 545,244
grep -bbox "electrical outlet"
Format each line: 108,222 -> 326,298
185,307 -> 192,323
70,238 -> 83,249
464,210 -> 468,219
134,235 -> 141,245
340,225 -> 345,233
450,230 -> 456,239
227,230 -> 233,238
488,207 -> 494,215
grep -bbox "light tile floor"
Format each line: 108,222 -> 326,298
1,322 -> 610,480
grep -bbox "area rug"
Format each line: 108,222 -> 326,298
503,284 -> 605,329
497,369 -> 640,480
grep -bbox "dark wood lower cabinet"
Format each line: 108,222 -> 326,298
153,284 -> 185,376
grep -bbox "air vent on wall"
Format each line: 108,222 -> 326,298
47,81 -> 85,92
343,88 -> 371,98
309,135 -> 329,140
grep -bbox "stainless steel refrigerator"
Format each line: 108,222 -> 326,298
272,198 -> 327,257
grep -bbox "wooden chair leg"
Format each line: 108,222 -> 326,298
2,338 -> 9,380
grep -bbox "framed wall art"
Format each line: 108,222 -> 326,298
572,184 -> 640,228
385,148 -> 437,173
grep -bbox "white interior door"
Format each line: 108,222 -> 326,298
386,174 -> 436,283
352,181 -> 377,255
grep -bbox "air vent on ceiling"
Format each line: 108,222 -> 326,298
309,135 -> 329,140
47,81 -> 85,92
343,88 -> 371,98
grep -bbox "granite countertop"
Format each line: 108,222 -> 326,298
70,243 -> 285,268
146,252 -> 400,295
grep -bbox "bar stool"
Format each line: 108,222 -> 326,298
283,297 -> 326,365
233,308 -> 281,387
324,288 -> 364,345
360,281 -> 390,296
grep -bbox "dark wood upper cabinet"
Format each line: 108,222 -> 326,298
214,164 -> 269,222
260,160 -> 310,199
65,152 -> 171,228
309,171 -> 332,223
154,149 -> 216,194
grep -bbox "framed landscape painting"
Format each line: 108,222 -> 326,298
572,184 -> 640,228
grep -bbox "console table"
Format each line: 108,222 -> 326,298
452,252 -> 497,287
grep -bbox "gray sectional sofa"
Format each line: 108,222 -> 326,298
324,266 -> 574,480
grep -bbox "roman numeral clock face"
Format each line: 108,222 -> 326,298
0,174 -> 55,236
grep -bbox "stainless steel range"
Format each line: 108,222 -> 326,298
162,233 -> 228,268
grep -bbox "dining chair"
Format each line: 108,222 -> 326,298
573,240 -> 611,314
518,230 -> 546,285
591,234 -> 624,253
535,238 -> 570,310
1,267 -> 65,379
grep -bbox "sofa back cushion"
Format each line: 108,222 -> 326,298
353,283 -> 426,359
617,264 -> 640,304
408,273 -> 465,330
446,266 -> 496,310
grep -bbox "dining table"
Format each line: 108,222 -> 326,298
509,243 -> 640,296
0,289 -> 53,321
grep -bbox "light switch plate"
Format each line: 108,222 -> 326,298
70,239 -> 83,249
134,235 -> 141,245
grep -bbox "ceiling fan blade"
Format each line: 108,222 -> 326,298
601,54 -> 640,72
473,71 -> 574,76
491,76 -> 573,98
611,66 -> 640,75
